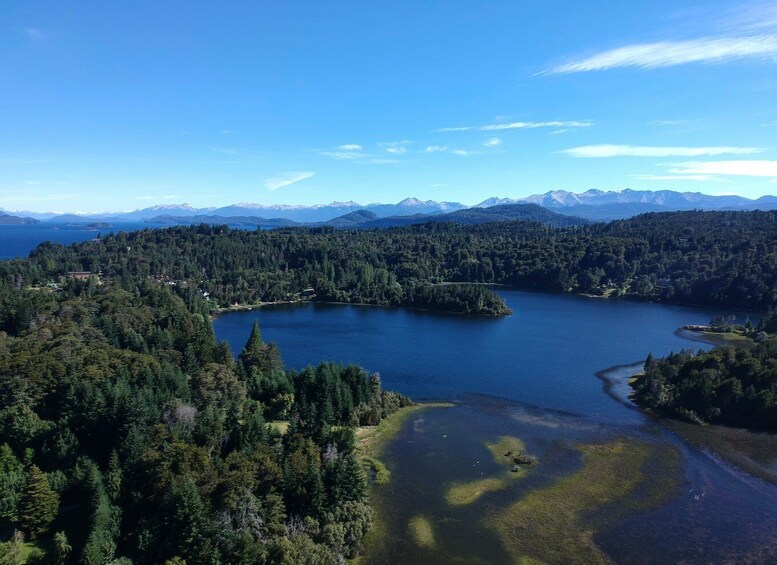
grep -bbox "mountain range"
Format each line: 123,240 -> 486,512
5,189 -> 777,225
145,203 -> 589,230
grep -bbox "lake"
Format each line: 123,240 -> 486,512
213,291 -> 751,423
0,223 -> 149,260
214,291 -> 777,563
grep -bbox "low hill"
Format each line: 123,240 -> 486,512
0,212 -> 39,225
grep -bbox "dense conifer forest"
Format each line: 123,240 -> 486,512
3,210 -> 776,320
0,269 -> 410,562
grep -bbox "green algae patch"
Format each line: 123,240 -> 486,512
408,515 -> 436,548
446,477 -> 509,506
487,439 -> 679,565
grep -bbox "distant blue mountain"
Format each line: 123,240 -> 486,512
19,189 -> 777,225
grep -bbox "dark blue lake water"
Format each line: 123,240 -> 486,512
0,223 -> 149,260
213,291 -> 742,424
213,294 -> 777,563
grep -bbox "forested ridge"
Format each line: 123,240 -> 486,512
0,268 -> 411,562
2,210 -> 776,321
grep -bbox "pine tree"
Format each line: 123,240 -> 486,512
17,465 -> 59,539
239,321 -> 264,371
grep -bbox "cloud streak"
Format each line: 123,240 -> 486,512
437,120 -> 592,132
668,160 -> 777,178
561,144 -> 761,158
380,140 -> 412,155
634,174 -> 723,182
264,171 -> 315,191
544,34 -> 777,74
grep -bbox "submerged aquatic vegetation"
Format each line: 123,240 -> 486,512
446,477 -> 509,506
487,439 -> 681,564
446,435 -> 534,506
408,515 -> 436,548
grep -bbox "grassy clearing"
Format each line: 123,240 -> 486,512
408,515 -> 436,548
446,477 -> 508,506
487,439 -> 677,565
20,542 -> 44,563
267,420 -> 289,435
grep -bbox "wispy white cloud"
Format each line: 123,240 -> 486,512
543,35 -> 777,74
562,144 -> 761,158
483,137 -> 502,147
634,174 -> 724,182
264,171 -> 315,191
549,129 -> 568,135
321,144 -> 366,160
380,140 -> 412,155
424,145 -> 448,153
211,147 -> 241,155
320,144 -> 398,164
452,149 -> 471,156
649,119 -> 692,126
668,160 -> 777,178
437,120 -> 592,132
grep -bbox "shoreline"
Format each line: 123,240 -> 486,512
618,328 -> 777,485
209,285 -> 765,323
211,297 -> 510,320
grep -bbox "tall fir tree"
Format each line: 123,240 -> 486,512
18,465 -> 59,539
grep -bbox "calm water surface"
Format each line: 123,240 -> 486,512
214,291 -> 745,423
0,223 -> 148,260
214,292 -> 777,563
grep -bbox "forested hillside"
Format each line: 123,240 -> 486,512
5,210 -> 776,315
0,272 -> 410,562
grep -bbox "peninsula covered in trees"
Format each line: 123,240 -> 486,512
631,311 -> 777,431
0,261 -> 411,562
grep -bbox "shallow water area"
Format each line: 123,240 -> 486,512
214,290 -> 777,563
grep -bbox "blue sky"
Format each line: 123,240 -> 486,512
2,0 -> 777,212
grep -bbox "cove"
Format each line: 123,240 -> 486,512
213,290 -> 777,563
213,289 -> 739,424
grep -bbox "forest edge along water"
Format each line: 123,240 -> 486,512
214,289 -> 777,564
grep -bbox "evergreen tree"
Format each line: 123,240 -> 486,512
18,465 -> 59,539
239,321 -> 264,371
